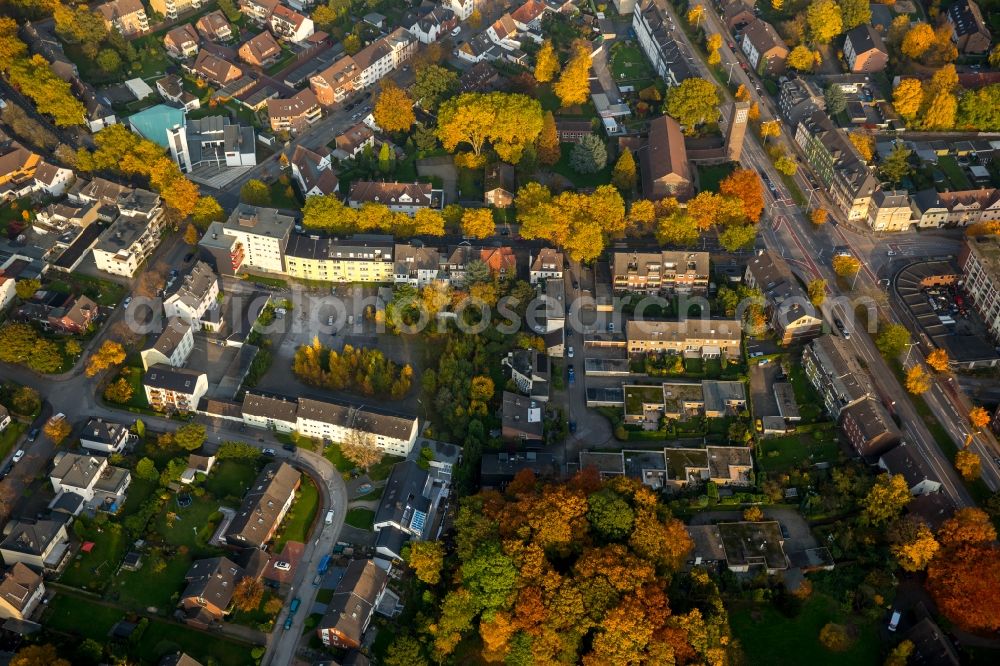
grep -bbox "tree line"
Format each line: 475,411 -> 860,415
292,339 -> 412,399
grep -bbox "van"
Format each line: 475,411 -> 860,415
325,510 -> 335,525
888,610 -> 901,632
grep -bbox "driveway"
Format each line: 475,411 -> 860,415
417,156 -> 458,203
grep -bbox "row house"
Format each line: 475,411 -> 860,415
347,181 -> 442,215
867,189 -> 914,232
225,462 -> 300,549
150,0 -> 203,20
309,56 -> 360,105
795,110 -> 878,222
612,250 -> 710,295
96,0 -> 149,38
394,243 -> 444,287
164,24 -> 201,59
296,397 -> 419,457
289,144 -> 338,196
911,188 -> 1000,228
626,319 -> 742,360
267,88 -> 321,133
269,5 -> 315,43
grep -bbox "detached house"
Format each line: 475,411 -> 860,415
224,462 -> 300,549
333,123 -> 375,159
179,557 -> 243,628
289,144 -> 338,197
239,31 -> 282,67
484,162 -> 516,208
0,518 -> 70,571
948,0 -> 991,54
316,560 -> 388,649
740,19 -> 788,75
33,161 -> 75,197
530,248 -> 564,284
843,24 -> 888,73
348,181 -> 442,215
189,51 -> 244,86
406,5 -> 457,44
49,452 -> 131,515
165,24 -> 201,59
144,364 -> 208,412
95,0 -> 149,38
80,417 -> 132,454
196,11 -> 234,42
48,295 -> 97,334
0,563 -> 45,621
269,5 -> 314,43
163,261 -> 222,331
267,89 -> 321,134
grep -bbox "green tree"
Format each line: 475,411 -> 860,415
461,541 -> 517,613
719,224 -> 758,251
240,179 -> 272,206
664,78 -> 720,134
876,323 -> 910,357
343,34 -> 362,55
611,150 -> 637,191
96,48 -> 121,74
14,278 -> 40,300
173,423 -> 206,451
412,64 -> 458,112
880,144 -> 913,185
378,142 -> 393,174
159,458 -> 187,486
54,4 -> 108,59
407,540 -> 446,585
385,635 -> 430,666
135,457 -> 159,481
218,0 -> 242,22
824,85 -> 847,115
587,490 -> 635,541
569,134 -> 607,174
839,0 -> 871,30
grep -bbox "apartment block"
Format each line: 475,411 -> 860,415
150,0 -> 202,20
283,235 -> 394,283
867,189 -> 914,232
960,235 -> 1000,342
218,205 -> 295,274
612,250 -> 710,295
633,0 -> 693,87
626,319 -> 742,359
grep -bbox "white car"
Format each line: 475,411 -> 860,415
325,509 -> 335,525
274,561 -> 291,571
567,346 -> 575,358
12,450 -> 24,463
451,26 -> 461,37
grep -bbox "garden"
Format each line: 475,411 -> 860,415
757,424 -> 841,473
609,41 -> 656,87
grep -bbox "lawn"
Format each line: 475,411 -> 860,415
59,523 -> 128,592
0,421 -> 27,460
0,197 -> 32,235
609,41 -> 655,82
46,273 -> 128,307
44,593 -> 256,666
787,363 -> 824,423
152,493 -> 225,550
273,474 -> 320,551
112,553 -> 193,612
553,142 -> 615,188
758,427 -> 841,472
120,478 -> 159,517
269,179 -> 302,211
204,459 -> 260,502
937,156 -> 973,190
728,594 -> 880,666
697,163 -> 737,193
345,507 -> 375,530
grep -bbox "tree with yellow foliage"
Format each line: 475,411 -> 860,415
760,120 -> 781,142
891,520 -> 940,572
892,79 -> 924,121
970,406 -> 991,431
743,506 -> 764,521
991,44 -> 1000,68
460,208 -> 495,239
905,365 -> 931,394
862,473 -> 912,526
955,449 -> 981,480
832,254 -> 861,276
811,208 -> 828,225
373,81 -> 416,133
44,416 -> 71,444
922,91 -> 957,131
787,45 -> 815,71
707,33 -> 722,65
901,22 -> 935,59
926,348 -> 950,372
534,40 -> 559,83
806,0 -> 844,44
848,131 -> 875,162
928,64 -> 959,97
554,44 -> 592,107
687,4 -> 704,26
86,340 -> 126,377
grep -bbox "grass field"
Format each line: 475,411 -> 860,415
697,162 -> 737,193
937,156 -> 973,190
204,460 -> 260,502
729,594 -> 880,666
59,523 -> 128,592
323,443 -> 402,481
553,142 -> 615,188
758,427 -> 841,472
273,475 -> 320,551
610,42 -> 656,82
345,507 -> 375,530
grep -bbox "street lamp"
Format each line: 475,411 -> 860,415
903,342 -> 918,366
726,61 -> 736,84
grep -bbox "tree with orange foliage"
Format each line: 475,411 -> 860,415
928,508 -> 1000,632
970,406 -> 991,431
926,348 -> 950,372
720,168 -> 765,222
955,449 -> 981,481
811,208 -> 828,226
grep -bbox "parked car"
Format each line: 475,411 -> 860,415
749,351 -> 764,358
283,443 -> 296,452
27,428 -> 39,442
569,421 -> 577,433
325,510 -> 335,524
274,561 -> 291,571
262,448 -> 276,456
122,297 -> 132,310
12,450 -> 24,463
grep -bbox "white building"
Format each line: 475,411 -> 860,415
529,248 -> 564,284
140,320 -> 195,370
353,28 -> 416,89
91,188 -> 166,278
144,364 -> 208,412
242,391 -> 299,432
219,205 -> 295,274
446,0 -> 477,21
166,116 -> 256,174
296,397 -> 419,457
163,261 -> 222,330
49,452 -> 131,514
80,418 -> 132,454
0,405 -> 10,433
347,181 -> 442,216
33,161 -> 74,197
269,5 -> 314,43
0,276 -> 15,312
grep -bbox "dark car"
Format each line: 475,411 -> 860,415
569,421 -> 577,434
27,428 -> 39,442
283,443 -> 296,452
0,462 -> 12,480
780,523 -> 790,539
184,252 -> 195,262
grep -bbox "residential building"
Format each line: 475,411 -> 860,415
49,452 -> 131,514
480,246 -> 516,279
714,521 -> 788,573
143,364 -> 209,412
480,452 -> 560,488
166,115 -> 257,174
353,29 -> 416,89
0,563 -> 45,621
157,74 -> 201,111
196,11 -> 234,42
795,110 -> 878,222
612,250 -> 710,295
348,181 -> 442,215
333,123 -> 375,159
529,248 -> 564,284
501,391 -> 544,443
948,0 -> 991,54
269,5 -> 314,43
80,417 -> 131,454
372,460 -> 445,538
225,462 -> 301,548
512,0 -> 548,29
32,161 -> 75,197
240,0 -> 279,24
406,5 -> 457,43
150,0 -> 202,19
163,261 -> 222,330
668,446 -> 753,487
199,222 -> 245,275
867,189 -> 914,232
840,395 -> 902,458
802,334 -> 873,418
778,77 -> 824,126
0,406 -> 9,433
503,350 -> 550,401
141,320 -> 195,369
188,51 -> 244,86
0,518 -> 70,571
484,162 -> 516,207
93,208 -> 165,277
457,33 -> 503,63
179,557 -> 243,627
911,188 -> 1000,228
843,24 -> 888,73
316,560 -> 388,649
284,235 -> 394,283
744,250 -> 823,345
879,441 -> 942,495
296,397 -> 419,457
47,295 -> 98,334
626,319 -> 742,359
289,144 -> 338,197
740,19 -> 788,75
219,205 -> 295,274
242,391 -> 299,432
267,89 -> 321,134
487,14 -> 521,49
641,115 -> 692,200
907,618 -> 962,666
310,56 -> 360,106
721,0 -> 755,30
960,235 -> 1000,341
446,0 -> 477,21
239,31 -> 282,67
0,138 -> 41,201
164,24 -> 201,59
633,0 -> 693,87
96,0 -> 149,37
393,243 -> 443,287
